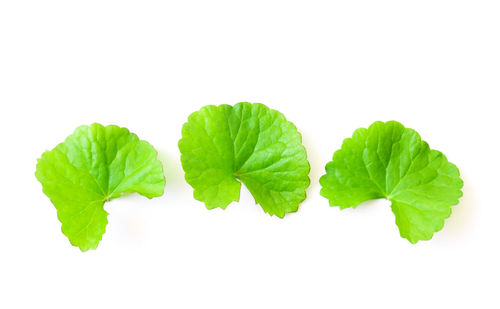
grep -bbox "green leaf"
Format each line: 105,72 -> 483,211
35,124 -> 165,251
319,121 -> 463,243
179,102 -> 310,218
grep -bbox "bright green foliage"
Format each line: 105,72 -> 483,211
35,124 -> 165,251
320,121 -> 463,243
179,102 -> 310,218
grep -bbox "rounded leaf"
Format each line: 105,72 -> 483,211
179,102 -> 310,218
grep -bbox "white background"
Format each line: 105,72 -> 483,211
1,1 -> 499,308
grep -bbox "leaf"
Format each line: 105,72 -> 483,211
319,121 -> 463,243
179,102 -> 310,218
35,124 -> 165,251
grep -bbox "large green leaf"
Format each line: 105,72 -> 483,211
320,121 -> 463,243
35,124 -> 165,251
179,102 -> 310,218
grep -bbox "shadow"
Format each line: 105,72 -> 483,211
436,171 -> 475,240
300,129 -> 322,198
156,149 -> 186,192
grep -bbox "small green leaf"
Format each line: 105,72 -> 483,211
35,124 -> 165,251
319,121 -> 463,243
179,102 -> 310,218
